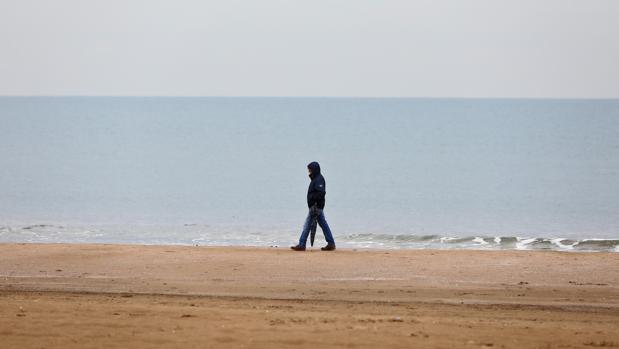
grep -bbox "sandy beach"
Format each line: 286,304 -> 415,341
1,244 -> 618,348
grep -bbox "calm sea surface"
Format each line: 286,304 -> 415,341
1,97 -> 618,251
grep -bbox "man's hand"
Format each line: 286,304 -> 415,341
310,205 -> 320,218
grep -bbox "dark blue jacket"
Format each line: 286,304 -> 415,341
307,162 -> 326,209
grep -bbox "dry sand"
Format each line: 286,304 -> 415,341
1,244 -> 618,348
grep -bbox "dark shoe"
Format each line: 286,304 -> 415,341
290,245 -> 306,251
321,244 -> 336,251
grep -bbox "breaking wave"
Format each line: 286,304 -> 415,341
0,224 -> 617,252
342,233 -> 619,252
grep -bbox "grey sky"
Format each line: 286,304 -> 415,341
1,0 -> 618,97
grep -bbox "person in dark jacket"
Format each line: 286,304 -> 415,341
291,162 -> 336,251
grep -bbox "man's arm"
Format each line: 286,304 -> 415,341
307,178 -> 326,205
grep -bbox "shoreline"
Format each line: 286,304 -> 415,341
2,243 -> 618,348
2,240 -> 618,253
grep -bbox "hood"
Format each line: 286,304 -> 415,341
307,161 -> 321,178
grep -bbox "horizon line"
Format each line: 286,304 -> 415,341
1,95 -> 619,100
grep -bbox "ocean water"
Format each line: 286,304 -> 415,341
1,97 -> 618,251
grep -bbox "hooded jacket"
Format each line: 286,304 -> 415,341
307,162 -> 326,209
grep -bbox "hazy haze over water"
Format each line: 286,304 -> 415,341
1,1 -> 618,98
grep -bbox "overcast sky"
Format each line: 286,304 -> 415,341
1,0 -> 618,97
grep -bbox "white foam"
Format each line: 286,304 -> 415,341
439,237 -> 456,243
472,237 -> 489,245
551,238 -> 576,250
515,238 -> 537,250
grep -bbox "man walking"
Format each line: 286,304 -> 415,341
291,162 -> 336,251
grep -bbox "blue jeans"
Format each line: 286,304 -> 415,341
298,209 -> 335,247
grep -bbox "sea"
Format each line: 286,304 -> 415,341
1,97 -> 618,252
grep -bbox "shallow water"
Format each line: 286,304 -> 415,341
1,97 -> 618,251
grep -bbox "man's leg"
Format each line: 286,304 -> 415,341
297,211 -> 313,247
317,210 -> 335,245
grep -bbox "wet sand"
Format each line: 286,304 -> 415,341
1,244 -> 618,348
